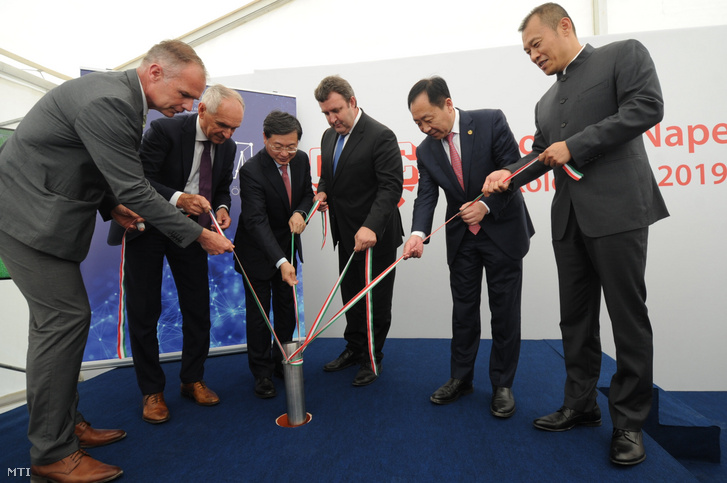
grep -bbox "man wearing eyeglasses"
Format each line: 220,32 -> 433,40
233,110 -> 314,398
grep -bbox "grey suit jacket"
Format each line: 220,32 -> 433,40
0,69 -> 202,262
508,40 -> 669,239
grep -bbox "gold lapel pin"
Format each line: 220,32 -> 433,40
468,130 -> 473,135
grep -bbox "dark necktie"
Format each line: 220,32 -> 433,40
333,135 -> 345,173
198,141 -> 212,228
447,132 -> 480,235
280,165 -> 292,206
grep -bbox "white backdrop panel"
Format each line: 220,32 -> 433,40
215,25 -> 727,391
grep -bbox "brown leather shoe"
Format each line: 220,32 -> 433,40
74,421 -> 126,448
142,392 -> 170,424
181,380 -> 220,406
31,449 -> 122,483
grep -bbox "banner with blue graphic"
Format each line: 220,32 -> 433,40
78,79 -> 298,363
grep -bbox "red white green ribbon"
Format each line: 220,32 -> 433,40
116,232 -> 130,359
305,199 -> 327,249
562,162 -> 583,180
503,158 -> 583,183
364,248 -> 377,375
209,211 -> 293,362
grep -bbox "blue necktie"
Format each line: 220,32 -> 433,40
333,135 -> 345,173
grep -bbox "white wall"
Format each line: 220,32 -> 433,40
213,24 -> 727,391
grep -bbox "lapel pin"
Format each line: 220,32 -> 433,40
468,130 -> 473,135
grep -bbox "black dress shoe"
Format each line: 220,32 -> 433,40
533,405 -> 602,431
254,377 -> 276,399
610,429 -> 646,465
323,349 -> 358,372
490,386 -> 515,418
352,361 -> 381,386
430,378 -> 474,405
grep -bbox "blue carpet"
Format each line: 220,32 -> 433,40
0,339 -> 721,482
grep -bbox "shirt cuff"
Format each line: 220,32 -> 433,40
170,191 -> 182,208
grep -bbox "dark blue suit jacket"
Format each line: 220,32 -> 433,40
411,109 -> 534,265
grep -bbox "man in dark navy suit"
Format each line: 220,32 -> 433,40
123,84 -> 244,423
233,111 -> 314,399
404,77 -> 533,418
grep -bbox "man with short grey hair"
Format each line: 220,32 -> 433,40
120,84 -> 244,424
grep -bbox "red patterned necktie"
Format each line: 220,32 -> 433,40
447,132 -> 480,235
280,165 -> 292,206
198,141 -> 212,228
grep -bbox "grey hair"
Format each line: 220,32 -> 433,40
200,84 -> 245,113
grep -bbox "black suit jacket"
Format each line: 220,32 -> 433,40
317,110 -> 404,257
412,109 -> 534,265
234,148 -> 314,279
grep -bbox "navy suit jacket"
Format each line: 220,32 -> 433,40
234,148 -> 314,280
412,109 -> 534,265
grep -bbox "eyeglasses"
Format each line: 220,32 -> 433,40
268,144 -> 298,154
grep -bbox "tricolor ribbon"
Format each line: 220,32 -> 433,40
116,232 -> 130,359
502,158 -> 583,184
364,248 -> 377,375
210,210 -> 292,361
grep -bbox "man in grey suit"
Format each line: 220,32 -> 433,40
484,3 -> 668,465
0,40 -> 233,482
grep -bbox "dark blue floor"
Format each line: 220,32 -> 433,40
0,339 -> 723,482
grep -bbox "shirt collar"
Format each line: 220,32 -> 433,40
195,115 -> 210,142
137,76 -> 148,121
343,107 -> 363,138
451,108 -> 461,136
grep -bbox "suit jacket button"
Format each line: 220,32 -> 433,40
561,122 -> 567,128
560,98 -> 567,104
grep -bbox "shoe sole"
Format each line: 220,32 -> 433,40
430,386 -> 474,405
32,470 -> 123,483
491,406 -> 516,418
142,415 -> 170,424
352,376 -> 378,387
181,391 -> 220,406
254,391 -> 277,399
533,419 -> 602,432
79,433 -> 127,448
610,454 -> 646,466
